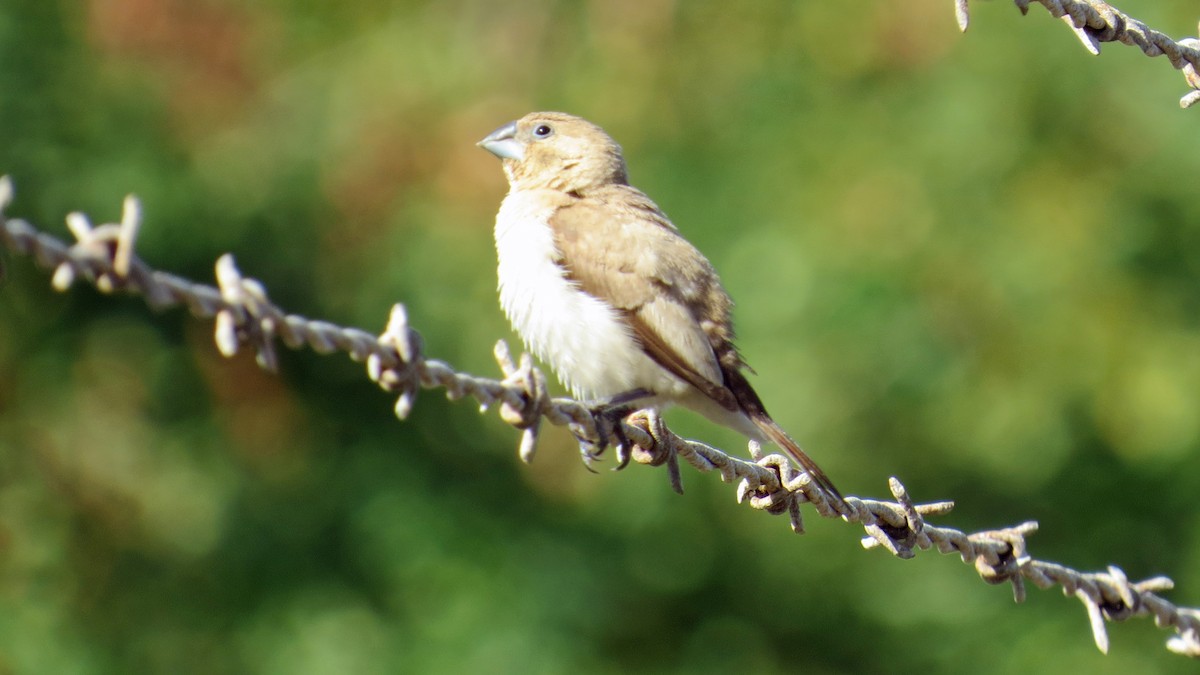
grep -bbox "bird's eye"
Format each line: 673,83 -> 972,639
533,124 -> 553,138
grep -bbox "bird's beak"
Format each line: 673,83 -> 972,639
477,121 -> 524,161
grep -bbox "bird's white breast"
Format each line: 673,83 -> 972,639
493,190 -> 685,402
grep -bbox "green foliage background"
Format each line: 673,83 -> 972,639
2,1 -> 1199,672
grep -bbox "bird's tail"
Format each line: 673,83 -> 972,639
750,413 -> 845,508
724,370 -> 845,509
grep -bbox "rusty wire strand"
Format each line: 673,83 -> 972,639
956,0 -> 1200,108
1,177 -> 1197,657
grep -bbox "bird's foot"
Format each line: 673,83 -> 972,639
580,388 -> 653,469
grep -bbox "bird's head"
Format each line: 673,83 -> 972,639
478,112 -> 629,193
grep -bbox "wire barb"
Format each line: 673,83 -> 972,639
4,181 -> 1200,659
956,0 -> 1200,107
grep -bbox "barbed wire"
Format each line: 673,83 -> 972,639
1,177 -> 1198,658
956,0 -> 1200,108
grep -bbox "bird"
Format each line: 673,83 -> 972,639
478,111 -> 844,508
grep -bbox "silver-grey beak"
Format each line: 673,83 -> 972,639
477,121 -> 524,161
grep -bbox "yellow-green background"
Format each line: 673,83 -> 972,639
2,1 -> 1199,673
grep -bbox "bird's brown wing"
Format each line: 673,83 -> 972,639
548,188 -> 738,411
549,187 -> 844,505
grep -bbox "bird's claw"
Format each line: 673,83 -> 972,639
611,421 -> 633,470
580,389 -> 650,471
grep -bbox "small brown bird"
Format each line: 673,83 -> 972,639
479,112 -> 844,507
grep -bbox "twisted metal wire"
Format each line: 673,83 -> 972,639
956,0 -> 1200,108
1,177 -> 1197,657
